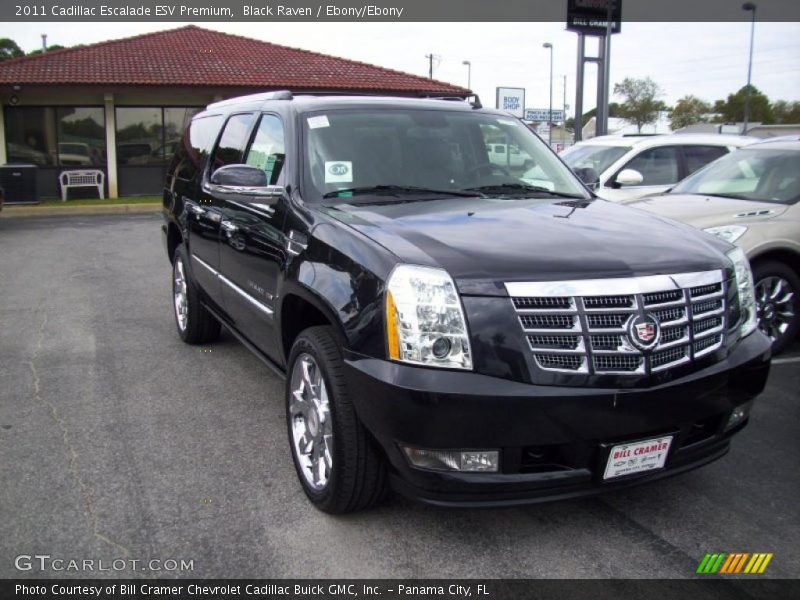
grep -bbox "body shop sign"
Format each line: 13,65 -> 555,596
496,87 -> 525,118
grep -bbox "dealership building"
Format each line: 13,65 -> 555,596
0,25 -> 467,199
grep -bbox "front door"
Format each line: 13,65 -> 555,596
217,113 -> 289,361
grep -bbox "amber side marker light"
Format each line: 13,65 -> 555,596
386,290 -> 401,360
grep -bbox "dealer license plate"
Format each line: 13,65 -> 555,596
603,436 -> 673,480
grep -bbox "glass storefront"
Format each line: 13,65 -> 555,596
3,105 -> 201,197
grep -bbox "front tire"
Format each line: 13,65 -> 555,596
753,260 -> 799,355
286,326 -> 387,513
172,243 -> 221,344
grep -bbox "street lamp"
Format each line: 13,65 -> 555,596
462,60 -> 472,90
543,42 -> 553,146
742,2 -> 757,135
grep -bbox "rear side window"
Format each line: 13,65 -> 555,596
683,145 -> 728,176
209,113 -> 254,174
622,146 -> 680,186
245,114 -> 286,185
171,115 -> 223,182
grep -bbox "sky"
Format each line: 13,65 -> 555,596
3,21 -> 799,118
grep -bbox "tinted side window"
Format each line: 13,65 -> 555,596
245,114 -> 286,185
171,114 -> 223,182
210,113 -> 254,174
683,145 -> 728,176
622,146 -> 680,186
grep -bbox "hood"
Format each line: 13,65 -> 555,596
322,197 -> 731,296
621,193 -> 789,229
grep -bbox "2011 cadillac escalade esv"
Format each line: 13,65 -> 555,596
162,92 -> 772,513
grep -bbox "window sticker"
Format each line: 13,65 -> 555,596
325,161 -> 353,183
308,115 -> 330,129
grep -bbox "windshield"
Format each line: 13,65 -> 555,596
672,147 -> 800,204
302,108 -> 589,202
561,144 -> 631,175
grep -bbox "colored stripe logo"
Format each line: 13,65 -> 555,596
697,552 -> 773,574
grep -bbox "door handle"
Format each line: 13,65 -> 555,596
188,203 -> 206,217
250,203 -> 276,217
221,220 -> 239,234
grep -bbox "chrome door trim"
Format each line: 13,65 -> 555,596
191,253 -> 274,318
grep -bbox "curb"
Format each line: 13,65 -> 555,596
0,203 -> 161,219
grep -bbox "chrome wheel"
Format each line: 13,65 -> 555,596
289,353 -> 333,490
755,275 -> 795,343
173,257 -> 188,332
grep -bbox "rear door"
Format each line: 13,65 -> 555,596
217,113 -> 290,360
680,144 -> 729,178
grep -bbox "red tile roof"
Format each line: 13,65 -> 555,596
0,25 -> 467,96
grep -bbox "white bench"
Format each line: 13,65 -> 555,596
59,169 -> 105,201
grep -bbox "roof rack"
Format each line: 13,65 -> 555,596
207,90 -> 293,109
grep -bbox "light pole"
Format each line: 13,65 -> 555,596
742,2 -> 757,135
462,60 -> 471,90
543,43 -> 553,146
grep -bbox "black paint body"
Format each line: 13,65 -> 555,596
162,96 -> 771,507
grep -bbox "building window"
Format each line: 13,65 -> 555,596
116,107 -> 202,166
5,106 -> 107,168
5,107 -> 58,166
57,107 -> 106,166
116,107 -> 163,165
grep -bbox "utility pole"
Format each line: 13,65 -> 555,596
543,43 -> 553,146
41,34 -> 47,52
425,54 -> 434,79
563,74 -> 567,140
742,3 -> 757,135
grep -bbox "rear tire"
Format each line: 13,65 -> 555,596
286,326 -> 387,513
752,260 -> 799,355
172,243 -> 221,344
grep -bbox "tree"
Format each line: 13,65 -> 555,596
713,85 -> 773,124
27,44 -> 65,56
0,38 -> 24,61
613,77 -> 664,133
771,100 -> 800,124
669,95 -> 712,130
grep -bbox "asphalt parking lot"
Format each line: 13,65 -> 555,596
1,214 -> 798,579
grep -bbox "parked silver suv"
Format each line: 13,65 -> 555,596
562,134 -> 757,202
623,139 -> 800,353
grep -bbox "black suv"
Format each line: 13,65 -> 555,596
162,92 -> 772,513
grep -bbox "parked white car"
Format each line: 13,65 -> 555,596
486,143 -> 533,170
561,134 -> 757,201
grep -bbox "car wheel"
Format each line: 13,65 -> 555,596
286,326 -> 387,513
752,260 -> 799,355
172,243 -> 221,344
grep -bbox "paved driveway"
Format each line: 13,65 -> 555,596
1,214 -> 797,579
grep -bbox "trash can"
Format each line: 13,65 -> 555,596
0,164 -> 39,204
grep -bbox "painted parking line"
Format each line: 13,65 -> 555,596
771,355 -> 800,365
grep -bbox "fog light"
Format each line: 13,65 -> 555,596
402,447 -> 499,472
725,402 -> 752,431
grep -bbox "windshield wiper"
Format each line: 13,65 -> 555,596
322,185 -> 485,199
463,183 -> 585,199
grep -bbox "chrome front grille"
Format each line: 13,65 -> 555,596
507,270 -> 728,376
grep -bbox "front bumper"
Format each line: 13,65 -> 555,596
344,331 -> 771,507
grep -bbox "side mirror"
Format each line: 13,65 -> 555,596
573,167 -> 600,188
615,168 -> 644,186
208,164 -> 284,198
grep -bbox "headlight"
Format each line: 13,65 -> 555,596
385,264 -> 472,369
704,225 -> 748,244
727,247 -> 758,338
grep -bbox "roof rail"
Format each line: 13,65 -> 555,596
426,94 -> 482,109
207,90 -> 293,110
